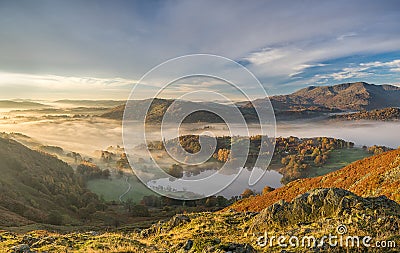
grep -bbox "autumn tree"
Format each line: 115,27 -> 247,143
241,188 -> 255,199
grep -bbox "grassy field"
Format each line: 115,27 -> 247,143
87,175 -> 156,203
307,147 -> 371,177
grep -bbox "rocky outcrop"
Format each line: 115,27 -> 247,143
131,188 -> 400,252
249,188 -> 400,232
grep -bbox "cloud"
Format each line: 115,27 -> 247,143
337,32 -> 357,41
242,36 -> 400,81
244,48 -> 290,66
0,72 -> 136,89
316,67 -> 372,81
312,58 -> 400,82
360,59 -> 400,72
289,64 -> 328,77
0,0 -> 399,97
0,71 -> 138,99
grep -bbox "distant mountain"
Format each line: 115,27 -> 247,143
230,148 -> 400,212
0,135 -> 101,226
0,100 -> 50,109
55,100 -> 124,107
268,82 -> 400,111
101,98 -> 260,123
100,82 -> 400,122
331,107 -> 400,121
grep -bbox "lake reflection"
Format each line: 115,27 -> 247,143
147,167 -> 283,199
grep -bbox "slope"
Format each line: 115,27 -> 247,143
0,136 -> 101,226
230,148 -> 400,212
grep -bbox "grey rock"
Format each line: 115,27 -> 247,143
183,239 -> 193,251
9,244 -> 32,253
221,243 -> 257,253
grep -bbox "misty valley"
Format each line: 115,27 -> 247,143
0,99 -> 397,201
0,82 -> 399,252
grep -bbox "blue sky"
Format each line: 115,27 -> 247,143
0,0 -> 400,99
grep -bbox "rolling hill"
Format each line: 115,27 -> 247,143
0,135 -> 101,226
229,148 -> 400,212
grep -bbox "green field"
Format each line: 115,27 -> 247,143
307,148 -> 372,177
87,175 -> 156,203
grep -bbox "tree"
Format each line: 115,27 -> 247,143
77,162 -> 110,181
314,155 -> 322,166
216,196 -> 229,207
131,205 -> 150,217
281,157 -> 289,165
205,197 -> 218,207
216,148 -> 230,162
241,188 -> 255,199
47,210 -> 63,225
102,169 -> 111,178
116,153 -> 130,170
311,148 -> 320,158
141,195 -> 162,207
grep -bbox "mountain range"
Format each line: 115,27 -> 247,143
100,82 -> 400,122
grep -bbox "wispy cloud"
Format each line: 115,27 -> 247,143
312,59 -> 400,82
316,67 -> 372,81
337,32 -> 357,41
244,48 -> 291,66
360,59 -> 400,72
0,72 -> 137,99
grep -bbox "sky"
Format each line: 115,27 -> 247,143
0,0 -> 400,100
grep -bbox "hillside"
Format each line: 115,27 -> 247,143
230,148 -> 400,212
331,107 -> 400,121
0,136 -> 101,226
3,188 -> 398,252
268,82 -> 400,111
